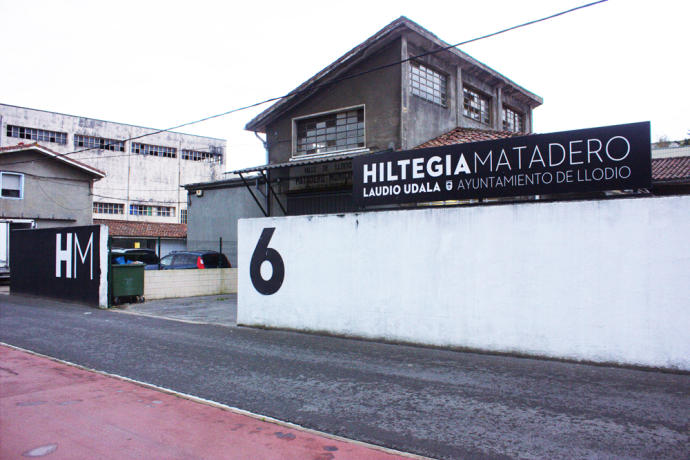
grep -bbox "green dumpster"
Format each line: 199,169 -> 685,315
111,263 -> 145,304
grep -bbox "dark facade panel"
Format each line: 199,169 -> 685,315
287,190 -> 356,216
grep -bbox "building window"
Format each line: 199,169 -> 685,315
75,134 -> 125,152
155,206 -> 175,217
503,107 -> 524,132
129,204 -> 175,217
182,149 -> 222,163
0,172 -> 23,199
410,62 -> 447,106
295,108 -> 364,156
131,142 -> 177,158
6,125 -> 67,145
463,87 -> 491,125
180,209 -> 187,224
93,202 -> 124,214
130,204 -> 152,216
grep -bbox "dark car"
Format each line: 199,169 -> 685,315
157,250 -> 231,270
110,248 -> 160,268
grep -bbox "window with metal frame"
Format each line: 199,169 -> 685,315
6,125 -> 67,144
0,171 -> 23,199
93,202 -> 124,214
180,208 -> 187,224
181,149 -> 222,163
503,106 -> 524,132
131,142 -> 177,158
463,87 -> 491,125
410,62 -> 447,106
295,108 -> 364,156
129,204 -> 175,216
75,134 -> 125,152
155,206 -> 175,217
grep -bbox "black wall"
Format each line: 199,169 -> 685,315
10,225 -> 104,305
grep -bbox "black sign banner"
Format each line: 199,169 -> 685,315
353,122 -> 651,206
10,225 -> 105,305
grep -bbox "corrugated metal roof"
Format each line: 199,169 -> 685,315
227,150 -> 370,175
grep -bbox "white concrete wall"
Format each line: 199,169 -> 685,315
238,195 -> 690,370
144,268 -> 237,300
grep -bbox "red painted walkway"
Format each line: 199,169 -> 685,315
0,346 -> 419,459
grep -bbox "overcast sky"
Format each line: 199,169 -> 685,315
1,0 -> 687,170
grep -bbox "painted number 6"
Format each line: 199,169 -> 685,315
250,227 -> 285,295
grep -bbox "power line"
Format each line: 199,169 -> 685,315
8,171 -> 187,194
1,0 -> 607,168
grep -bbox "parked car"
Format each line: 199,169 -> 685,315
157,250 -> 231,270
110,248 -> 160,269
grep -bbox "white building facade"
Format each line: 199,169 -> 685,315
0,104 -> 225,227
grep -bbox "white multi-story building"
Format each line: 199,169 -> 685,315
0,103 -> 226,251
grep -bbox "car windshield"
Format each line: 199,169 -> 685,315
159,255 -> 173,267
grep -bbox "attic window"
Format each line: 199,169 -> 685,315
410,62 -> 447,106
295,108 -> 364,156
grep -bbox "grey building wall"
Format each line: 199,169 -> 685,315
403,34 -> 460,149
265,41 -> 403,165
403,32 -> 534,149
262,34 -> 536,166
0,150 -> 94,227
261,42 -> 403,216
186,182 -> 265,267
256,33 -> 537,217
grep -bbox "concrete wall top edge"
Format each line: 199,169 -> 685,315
237,194 -> 678,224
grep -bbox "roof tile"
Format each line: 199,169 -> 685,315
652,156 -> 690,181
415,126 -> 525,149
95,219 -> 187,239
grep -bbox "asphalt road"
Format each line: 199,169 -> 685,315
124,293 -> 237,326
1,295 -> 688,459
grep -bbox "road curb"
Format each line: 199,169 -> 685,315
0,341 -> 431,460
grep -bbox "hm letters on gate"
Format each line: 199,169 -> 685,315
55,232 -> 94,280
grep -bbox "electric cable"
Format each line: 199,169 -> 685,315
1,0 -> 607,167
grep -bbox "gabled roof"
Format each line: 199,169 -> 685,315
245,16 -> 543,133
94,219 -> 187,239
416,126 -> 525,149
0,143 -> 105,178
